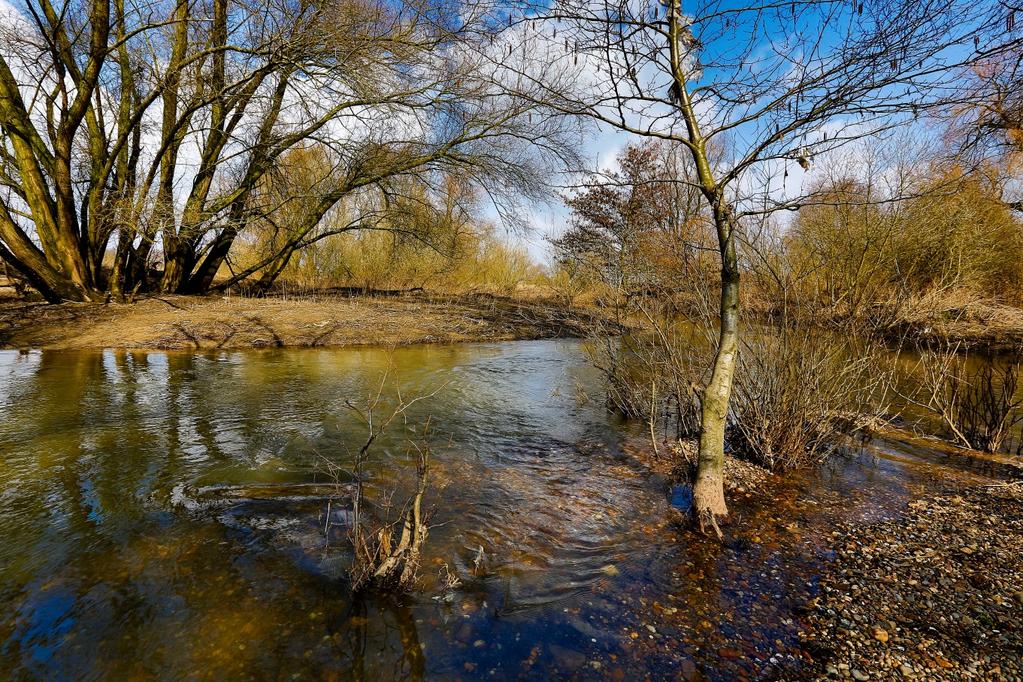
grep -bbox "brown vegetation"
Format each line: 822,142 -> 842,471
728,328 -> 891,471
904,348 -> 1023,455
770,164 -> 1023,349
557,142 -> 896,482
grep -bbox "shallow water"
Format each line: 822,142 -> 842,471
0,340 -> 1007,680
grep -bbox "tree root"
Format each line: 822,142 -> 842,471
696,507 -> 724,540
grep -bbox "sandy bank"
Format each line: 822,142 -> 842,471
0,292 -> 609,351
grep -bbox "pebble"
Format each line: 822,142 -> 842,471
798,484 -> 1023,680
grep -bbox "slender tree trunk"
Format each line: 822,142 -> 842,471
108,226 -> 134,300
663,0 -> 737,530
692,203 -> 740,529
155,0 -> 190,294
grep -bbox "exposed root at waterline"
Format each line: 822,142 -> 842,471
696,507 -> 724,540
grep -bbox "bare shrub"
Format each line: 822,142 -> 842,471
728,325 -> 893,470
588,305 -> 894,473
784,162 -> 1023,328
322,372 -> 445,593
585,300 -> 711,453
910,347 -> 1023,455
438,562 -> 462,590
349,441 -> 430,593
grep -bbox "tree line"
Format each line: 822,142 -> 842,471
0,0 -> 574,302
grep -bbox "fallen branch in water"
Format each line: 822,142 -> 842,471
323,367 -> 446,593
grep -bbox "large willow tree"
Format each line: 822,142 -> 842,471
0,0 -> 575,301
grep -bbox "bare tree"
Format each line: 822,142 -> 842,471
552,139 -> 710,304
493,0 -> 1015,526
954,7 -> 1023,211
0,0 -> 578,301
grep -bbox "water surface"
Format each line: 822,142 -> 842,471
0,340 -> 1005,679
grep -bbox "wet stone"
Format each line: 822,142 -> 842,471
548,644 -> 588,671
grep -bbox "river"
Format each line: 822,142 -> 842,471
0,340 -> 1012,679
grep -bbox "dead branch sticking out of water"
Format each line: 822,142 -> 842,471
323,368 -> 445,593
349,441 -> 430,592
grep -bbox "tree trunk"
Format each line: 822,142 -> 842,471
255,246 -> 298,290
107,226 -> 135,300
154,0 -> 190,294
0,242 -> 62,302
160,241 -> 194,293
663,0 -> 738,531
692,211 -> 739,529
0,214 -> 95,302
184,226 -> 238,293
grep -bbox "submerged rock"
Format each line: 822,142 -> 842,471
548,644 -> 587,671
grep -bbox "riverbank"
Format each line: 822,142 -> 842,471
0,292 -> 610,350
796,482 -> 1023,680
816,298 -> 1023,352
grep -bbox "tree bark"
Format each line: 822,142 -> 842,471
183,226 -> 237,293
155,0 -> 191,294
692,202 -> 740,529
664,0 -> 735,529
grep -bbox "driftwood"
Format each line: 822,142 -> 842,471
323,369 -> 443,593
350,444 -> 429,591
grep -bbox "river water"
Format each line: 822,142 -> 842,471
0,340 -> 1011,680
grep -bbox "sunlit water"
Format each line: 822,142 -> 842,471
0,340 -> 1009,680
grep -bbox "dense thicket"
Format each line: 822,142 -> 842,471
783,167 -> 1023,315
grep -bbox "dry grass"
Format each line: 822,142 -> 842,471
0,291 -> 611,350
874,292 -> 1023,351
758,288 -> 1023,352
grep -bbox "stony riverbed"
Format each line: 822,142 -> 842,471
796,483 -> 1023,681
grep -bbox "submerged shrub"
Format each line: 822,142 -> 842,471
727,326 -> 892,471
320,375 -> 441,593
585,310 -> 709,450
912,349 -> 1023,455
588,309 -> 891,472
